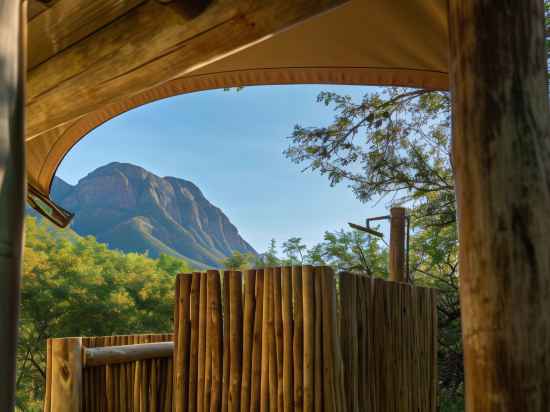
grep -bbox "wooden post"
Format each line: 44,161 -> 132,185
0,1 -> 26,410
448,1 -> 550,410
50,338 -> 83,411
389,207 -> 406,282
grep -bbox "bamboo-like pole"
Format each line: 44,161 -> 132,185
320,268 -> 336,412
250,270 -> 264,412
301,266 -> 315,412
260,268 -> 272,412
174,274 -> 192,412
0,1 -> 26,409
313,268 -> 323,412
448,1 -> 550,410
208,270 -> 223,412
189,273 -> 201,412
340,273 -> 358,412
240,270 -> 256,412
273,267 -> 284,411
281,267 -> 294,412
229,271 -> 243,412
292,266 -> 304,411
197,274 -> 208,412
222,271 -> 231,412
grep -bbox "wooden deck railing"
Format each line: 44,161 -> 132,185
43,334 -> 173,412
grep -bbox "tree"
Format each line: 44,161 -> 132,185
17,217 -> 192,410
284,87 -> 462,409
218,251 -> 255,270
281,237 -> 307,264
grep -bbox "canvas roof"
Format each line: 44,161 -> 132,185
25,0 -> 448,211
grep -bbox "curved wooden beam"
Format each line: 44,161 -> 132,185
25,0 -> 348,139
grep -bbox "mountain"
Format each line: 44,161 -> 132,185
50,162 -> 257,268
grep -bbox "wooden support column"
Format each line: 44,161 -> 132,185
0,1 -> 26,410
389,207 -> 406,282
449,1 -> 550,410
50,338 -> 83,411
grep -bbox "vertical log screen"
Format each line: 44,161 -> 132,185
169,267 -> 437,412
389,207 -> 406,282
449,1 -> 550,410
0,1 -> 26,409
45,267 -> 437,411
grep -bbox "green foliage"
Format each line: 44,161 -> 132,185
218,251 -> 256,270
285,86 -> 463,408
17,217 -> 191,410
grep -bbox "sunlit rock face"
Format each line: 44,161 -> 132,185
52,162 -> 256,268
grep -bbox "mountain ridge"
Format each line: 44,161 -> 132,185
51,162 -> 256,267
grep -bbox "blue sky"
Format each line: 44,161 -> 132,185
57,85 -> 389,252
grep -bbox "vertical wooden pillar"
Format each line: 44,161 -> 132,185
389,207 -> 406,282
0,1 -> 26,410
50,338 -> 83,411
449,1 -> 550,410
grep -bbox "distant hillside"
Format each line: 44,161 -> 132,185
51,162 -> 257,268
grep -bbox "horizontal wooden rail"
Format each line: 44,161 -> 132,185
83,341 -> 174,367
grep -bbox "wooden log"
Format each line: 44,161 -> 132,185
44,339 -> 53,412
260,268 -> 273,412
340,272 -> 358,412
174,274 -> 192,412
389,207 -> 406,282
320,268 -> 336,412
222,271 -> 231,412
0,1 -> 26,408
204,273 -> 213,411
229,271 -> 243,412
273,267 -> 284,412
301,266 -> 315,412
189,272 -> 202,412
250,270 -> 264,412
208,270 -> 223,412
313,268 -> 323,412
50,338 -> 83,412
197,273 -> 208,412
281,267 -> 294,412
240,270 -> 256,412
292,266 -> 304,411
448,1 -> 550,410
84,342 -> 174,367
26,0 -> 348,138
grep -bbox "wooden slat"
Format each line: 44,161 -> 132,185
292,266 -> 304,412
197,274 -> 208,412
250,270 -> 264,412
240,269 -> 256,412
189,272 -> 202,412
229,271 -> 243,412
174,274 -> 192,412
281,267 -> 294,412
302,265 -> 315,412
208,270 -> 223,412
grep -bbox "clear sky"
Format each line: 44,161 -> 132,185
57,85 -> 390,252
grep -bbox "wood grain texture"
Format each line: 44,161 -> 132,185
389,207 -> 406,282
448,1 -> 550,410
50,338 -> 83,411
26,0 -> 348,138
0,1 -> 26,409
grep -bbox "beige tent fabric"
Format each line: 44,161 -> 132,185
26,0 -> 449,197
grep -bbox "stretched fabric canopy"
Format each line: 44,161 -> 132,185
25,0 -> 448,222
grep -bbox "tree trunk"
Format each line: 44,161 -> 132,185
0,0 -> 26,410
448,1 -> 550,410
